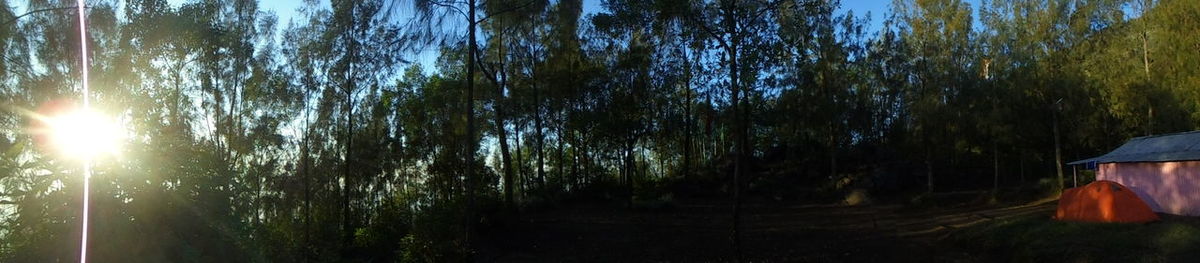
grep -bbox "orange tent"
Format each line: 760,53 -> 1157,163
1055,180 -> 1159,223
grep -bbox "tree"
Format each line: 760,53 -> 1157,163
894,0 -> 976,193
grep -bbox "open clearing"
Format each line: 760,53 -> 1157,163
477,201 -> 1055,262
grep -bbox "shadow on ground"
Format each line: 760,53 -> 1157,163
476,200 -> 1056,262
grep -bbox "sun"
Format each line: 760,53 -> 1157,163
44,109 -> 124,159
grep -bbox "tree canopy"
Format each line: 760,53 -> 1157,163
0,0 -> 1197,261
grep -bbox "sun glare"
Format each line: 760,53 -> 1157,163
46,109 -> 123,159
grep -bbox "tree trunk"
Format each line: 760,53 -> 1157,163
1147,105 -> 1154,136
465,0 -> 479,250
1142,31 -> 1150,78
624,139 -> 635,208
341,72 -> 354,258
1019,149 -> 1025,184
301,82 -> 312,262
301,136 -> 312,261
723,0 -> 743,260
829,124 -> 837,180
556,113 -> 565,191
496,101 -> 515,210
1053,107 -> 1064,194
494,33 -> 516,211
1143,31 -> 1153,135
682,47 -> 694,180
926,147 -> 933,193
341,6 -> 357,257
993,140 -> 999,192
534,75 -> 546,190
571,130 -> 580,189
514,120 -> 525,203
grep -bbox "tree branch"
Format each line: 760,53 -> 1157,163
475,0 -> 539,24
3,6 -> 81,27
427,0 -> 470,21
475,46 -> 501,86
685,12 -> 731,52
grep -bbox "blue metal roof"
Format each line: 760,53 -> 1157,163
1068,131 -> 1200,165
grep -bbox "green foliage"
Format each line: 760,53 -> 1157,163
2,0 -> 1200,261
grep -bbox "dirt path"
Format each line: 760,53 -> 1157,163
476,201 -> 1056,262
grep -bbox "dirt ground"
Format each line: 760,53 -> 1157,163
475,200 -> 1055,262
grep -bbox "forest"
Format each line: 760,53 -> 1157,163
1,0 -> 1198,261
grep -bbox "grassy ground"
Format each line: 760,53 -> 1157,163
477,192 -> 1200,262
476,202 -> 927,262
475,197 -> 1055,262
946,213 -> 1200,263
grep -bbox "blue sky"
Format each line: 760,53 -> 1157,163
838,0 -> 893,33
839,0 -> 987,34
259,0 -> 306,25
246,0 -> 928,36
245,0 -> 603,72
192,0 -> 992,70
161,0 -> 306,25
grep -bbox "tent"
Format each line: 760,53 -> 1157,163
1055,180 -> 1159,223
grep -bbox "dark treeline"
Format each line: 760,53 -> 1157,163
0,0 -> 1197,261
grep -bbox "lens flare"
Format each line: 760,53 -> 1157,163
45,109 -> 123,160
77,0 -> 93,262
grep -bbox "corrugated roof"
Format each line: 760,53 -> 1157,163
1068,131 -> 1200,165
